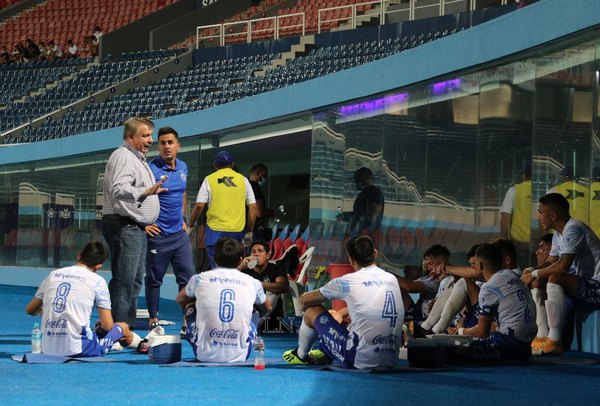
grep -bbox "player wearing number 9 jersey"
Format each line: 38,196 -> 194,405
283,235 -> 403,369
176,237 -> 271,362
25,242 -> 142,357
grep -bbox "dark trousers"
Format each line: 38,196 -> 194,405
102,215 -> 147,329
145,230 -> 194,319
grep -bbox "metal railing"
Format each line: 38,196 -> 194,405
196,0 -> 516,48
197,13 -> 305,48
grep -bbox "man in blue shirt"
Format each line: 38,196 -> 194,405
145,127 -> 194,330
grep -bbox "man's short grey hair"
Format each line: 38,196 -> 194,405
123,117 -> 154,139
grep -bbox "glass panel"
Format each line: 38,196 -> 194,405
532,39 -> 597,247
588,37 -> 600,237
480,61 -> 535,266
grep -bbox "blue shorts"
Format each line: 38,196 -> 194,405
312,310 -> 358,369
469,331 -> 531,361
578,277 -> 600,307
204,226 -> 245,268
76,324 -> 124,357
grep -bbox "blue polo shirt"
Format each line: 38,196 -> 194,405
148,156 -> 188,235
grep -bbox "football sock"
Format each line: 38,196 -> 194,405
421,286 -> 452,331
546,283 -> 566,342
532,288 -> 549,338
297,319 -> 319,359
127,332 -> 143,348
432,278 -> 467,333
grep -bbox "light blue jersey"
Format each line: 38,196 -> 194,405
319,265 -> 403,369
478,269 -> 536,343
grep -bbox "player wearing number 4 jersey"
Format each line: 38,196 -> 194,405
25,242 -> 143,357
176,237 -> 271,363
283,235 -> 403,369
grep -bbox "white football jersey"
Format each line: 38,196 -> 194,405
551,218 -> 600,280
186,268 -> 266,362
35,265 -> 111,356
320,265 -> 404,369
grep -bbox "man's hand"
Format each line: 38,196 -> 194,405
144,177 -> 168,197
521,267 -> 535,287
429,263 -> 447,281
145,224 -> 161,237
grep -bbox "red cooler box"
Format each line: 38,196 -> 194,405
327,263 -> 355,311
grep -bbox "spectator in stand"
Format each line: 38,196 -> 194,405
47,40 -> 63,60
25,39 -> 40,60
66,39 -> 79,58
0,46 -> 9,64
93,25 -> 104,41
16,42 -> 32,61
38,41 -> 47,60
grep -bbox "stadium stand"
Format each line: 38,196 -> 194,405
0,0 -> 176,54
1,3 -> 514,144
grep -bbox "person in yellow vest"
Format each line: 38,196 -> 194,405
550,166 -> 589,226
189,151 -> 257,268
589,167 -> 600,237
500,167 -> 532,244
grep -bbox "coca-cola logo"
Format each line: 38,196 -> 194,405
210,328 -> 239,339
372,334 -> 397,345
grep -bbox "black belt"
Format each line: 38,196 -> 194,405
102,214 -> 145,231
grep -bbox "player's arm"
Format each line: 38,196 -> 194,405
461,314 -> 493,338
176,286 -> 195,308
537,254 -> 575,278
25,297 -> 43,316
188,202 -> 206,231
246,202 -> 257,232
182,191 -> 188,232
300,289 -> 327,310
263,275 -> 289,294
97,307 -> 115,331
256,296 -> 272,314
396,276 -> 430,294
444,265 -> 479,279
522,255 -> 564,286
500,212 -> 511,238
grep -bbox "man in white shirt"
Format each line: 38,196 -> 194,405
25,242 -> 142,357
459,243 -> 536,361
176,237 -> 271,362
522,193 -> 600,355
283,235 -> 403,370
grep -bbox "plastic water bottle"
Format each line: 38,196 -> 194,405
247,257 -> 258,270
254,335 -> 265,370
31,322 -> 42,353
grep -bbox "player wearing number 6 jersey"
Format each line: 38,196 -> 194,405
283,235 -> 403,369
25,242 -> 142,356
176,237 -> 271,362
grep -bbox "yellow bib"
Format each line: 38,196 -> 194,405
206,168 -> 247,232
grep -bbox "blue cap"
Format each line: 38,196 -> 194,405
214,150 -> 234,165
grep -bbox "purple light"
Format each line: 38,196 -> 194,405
339,92 -> 408,117
431,78 -> 462,95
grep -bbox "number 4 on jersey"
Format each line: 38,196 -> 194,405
382,291 -> 398,327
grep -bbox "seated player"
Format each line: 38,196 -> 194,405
25,242 -> 142,357
418,244 -> 480,335
237,239 -> 289,320
283,235 -> 403,369
176,237 -> 271,363
522,193 -> 600,355
397,244 -> 453,323
456,243 -> 536,361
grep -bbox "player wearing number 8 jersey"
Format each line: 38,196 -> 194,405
25,242 -> 142,356
283,235 -> 403,369
176,237 -> 271,362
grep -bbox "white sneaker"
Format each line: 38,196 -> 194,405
111,342 -> 124,351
